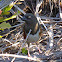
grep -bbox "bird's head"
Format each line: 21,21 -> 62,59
21,13 -> 38,23
21,13 -> 40,35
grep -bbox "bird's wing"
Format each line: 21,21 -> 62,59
23,28 -> 27,39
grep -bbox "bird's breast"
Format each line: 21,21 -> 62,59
27,29 -> 40,43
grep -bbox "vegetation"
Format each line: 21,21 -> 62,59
0,0 -> 62,62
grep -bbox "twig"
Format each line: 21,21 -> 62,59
40,20 -> 62,24
3,39 -> 13,44
14,5 -> 26,15
40,16 -> 60,20
35,0 -> 49,32
31,0 -> 35,13
1,42 -> 20,52
0,54 -> 40,61
39,36 -> 48,43
35,1 -> 53,50
49,0 -> 53,16
0,51 -> 62,60
24,0 -> 34,13
17,29 -> 32,54
36,0 -> 43,13
0,0 -> 12,10
59,0 -> 61,16
1,0 -> 18,10
11,29 -> 32,62
2,23 -> 23,37
57,38 -> 62,45
11,23 -> 24,28
49,25 -> 54,49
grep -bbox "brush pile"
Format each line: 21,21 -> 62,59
0,0 -> 62,62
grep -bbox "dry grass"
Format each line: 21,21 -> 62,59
0,0 -> 62,62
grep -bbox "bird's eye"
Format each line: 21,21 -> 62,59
28,16 -> 31,18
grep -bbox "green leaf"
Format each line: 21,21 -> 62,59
1,12 -> 10,15
0,0 -> 2,1
22,48 -> 25,54
3,14 -> 17,21
18,10 -> 20,14
0,35 -> 3,38
2,2 -> 14,13
2,6 -> 11,12
0,28 -> 4,31
0,22 -> 11,29
22,48 -> 28,55
25,50 -> 28,54
0,17 -> 5,22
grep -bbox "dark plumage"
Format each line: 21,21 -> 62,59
21,13 -> 42,56
22,13 -> 39,34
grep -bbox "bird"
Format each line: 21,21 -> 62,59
21,13 -> 42,56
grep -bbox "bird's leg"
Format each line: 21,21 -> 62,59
27,47 -> 31,57
37,46 -> 42,53
27,43 -> 31,57
36,42 -> 42,53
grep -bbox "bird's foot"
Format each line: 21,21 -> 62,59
27,47 -> 31,57
28,51 -> 32,61
28,53 -> 31,57
38,48 -> 42,53
36,46 -> 42,53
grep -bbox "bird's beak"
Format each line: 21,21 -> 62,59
21,16 -> 27,21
